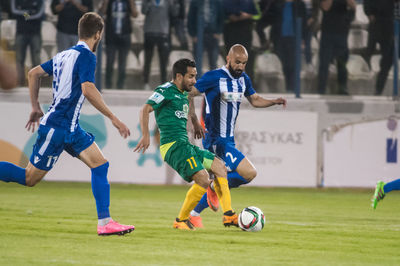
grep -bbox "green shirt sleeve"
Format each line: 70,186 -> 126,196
146,88 -> 167,110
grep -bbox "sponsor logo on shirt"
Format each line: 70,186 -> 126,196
222,92 -> 243,102
175,104 -> 189,119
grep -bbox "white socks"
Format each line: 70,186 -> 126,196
190,210 -> 200,217
98,217 -> 112,226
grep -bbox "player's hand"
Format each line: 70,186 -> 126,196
133,136 -> 150,154
111,116 -> 131,138
193,121 -> 205,139
25,108 -> 44,132
273,98 -> 287,108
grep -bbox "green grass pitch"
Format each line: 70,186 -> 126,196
0,182 -> 399,265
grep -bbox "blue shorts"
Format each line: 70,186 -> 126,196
29,125 -> 95,171
202,134 -> 245,172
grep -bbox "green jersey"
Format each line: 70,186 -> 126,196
146,82 -> 189,146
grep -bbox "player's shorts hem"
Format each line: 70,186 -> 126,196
71,134 -> 95,157
28,158 -> 50,171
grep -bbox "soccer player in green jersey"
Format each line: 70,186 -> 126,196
134,59 -> 238,230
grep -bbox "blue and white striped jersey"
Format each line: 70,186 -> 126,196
40,41 -> 96,132
195,65 -> 256,140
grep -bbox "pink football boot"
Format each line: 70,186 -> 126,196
97,219 -> 135,236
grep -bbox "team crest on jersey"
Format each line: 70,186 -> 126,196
175,104 -> 188,119
149,92 -> 164,104
239,77 -> 245,87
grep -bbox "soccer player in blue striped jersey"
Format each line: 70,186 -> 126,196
0,12 -> 135,236
188,44 -> 286,228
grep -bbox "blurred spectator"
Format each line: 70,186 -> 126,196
317,0 -> 355,95
0,0 -> 11,17
223,0 -> 259,81
362,0 -> 377,69
171,0 -> 188,50
141,0 -> 178,90
187,0 -> 224,76
11,0 -> 45,86
268,0 -> 306,92
367,0 -> 394,95
51,0 -> 93,52
100,0 -> 138,89
255,0 -> 274,51
303,0 -> 319,70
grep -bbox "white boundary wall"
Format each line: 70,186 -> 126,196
0,89 -> 318,187
323,118 -> 400,187
1,89 -> 399,187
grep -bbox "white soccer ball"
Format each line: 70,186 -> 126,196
238,206 -> 265,232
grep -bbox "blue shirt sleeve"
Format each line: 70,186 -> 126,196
40,59 -> 53,76
244,74 -> 256,97
77,51 -> 96,84
195,71 -> 216,93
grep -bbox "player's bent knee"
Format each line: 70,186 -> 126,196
211,157 -> 227,177
25,163 -> 47,187
244,168 -> 257,182
25,173 -> 41,187
192,170 -> 210,189
25,179 -> 37,187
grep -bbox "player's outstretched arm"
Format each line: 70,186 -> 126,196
81,82 -> 130,138
247,93 -> 287,108
134,104 -> 153,153
25,66 -> 48,132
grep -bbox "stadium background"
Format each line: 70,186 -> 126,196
0,1 -> 399,187
1,1 -> 400,265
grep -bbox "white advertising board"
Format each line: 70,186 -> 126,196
323,118 -> 400,187
0,101 -> 318,187
235,110 -> 318,187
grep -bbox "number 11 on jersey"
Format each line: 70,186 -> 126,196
186,156 -> 197,169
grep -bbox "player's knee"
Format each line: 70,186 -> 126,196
212,157 -> 227,177
244,168 -> 257,182
248,169 -> 257,181
25,175 -> 38,187
92,158 -> 108,169
193,171 -> 210,189
197,179 -> 210,189
25,166 -> 46,187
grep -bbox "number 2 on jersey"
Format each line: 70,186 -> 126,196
186,156 -> 197,169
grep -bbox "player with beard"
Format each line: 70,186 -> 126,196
187,44 -> 287,228
0,12 -> 135,236
134,58 -> 239,230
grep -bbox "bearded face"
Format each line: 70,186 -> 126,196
181,67 -> 197,92
228,62 -> 244,79
227,51 -> 247,79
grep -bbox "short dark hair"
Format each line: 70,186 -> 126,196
78,12 -> 104,40
172,59 -> 196,79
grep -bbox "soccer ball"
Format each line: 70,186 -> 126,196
238,206 -> 265,232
